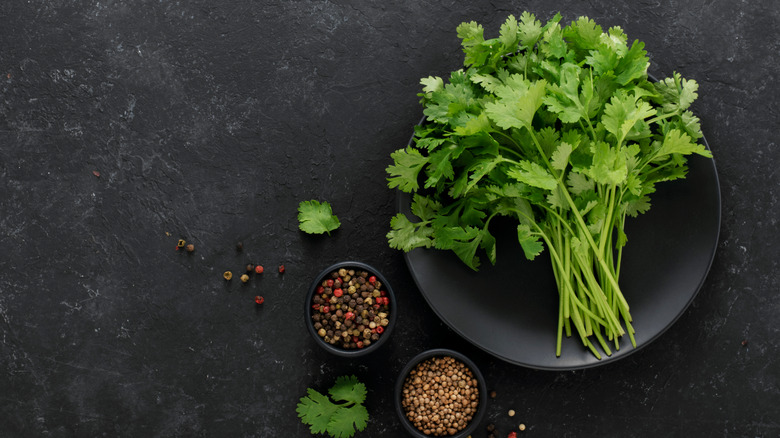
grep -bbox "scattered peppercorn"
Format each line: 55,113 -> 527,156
236,241 -> 243,251
741,339 -> 749,346
278,264 -> 285,274
255,296 -> 264,305
223,271 -> 233,281
508,432 -> 517,438
487,424 -> 495,432
519,424 -> 526,431
246,264 -> 254,272
255,265 -> 264,274
186,244 -> 194,252
177,239 -> 186,248
240,274 -> 250,283
490,390 -> 497,398
401,355 -> 479,436
508,409 -> 516,417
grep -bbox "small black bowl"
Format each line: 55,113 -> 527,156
305,261 -> 397,357
394,348 -> 487,437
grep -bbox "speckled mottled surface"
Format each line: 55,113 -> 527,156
0,1 -> 777,437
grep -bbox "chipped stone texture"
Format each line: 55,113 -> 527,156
0,0 -> 777,436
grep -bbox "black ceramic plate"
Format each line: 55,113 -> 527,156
398,136 -> 721,370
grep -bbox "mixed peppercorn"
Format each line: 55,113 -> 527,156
310,268 -> 390,350
400,355 -> 479,436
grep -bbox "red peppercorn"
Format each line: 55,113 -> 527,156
255,296 -> 264,305
312,304 -> 320,310
356,341 -> 364,349
333,288 -> 343,298
368,275 -> 377,284
323,306 -> 330,313
352,336 -> 359,343
326,279 -> 334,288
317,286 -> 325,294
278,264 -> 285,273
345,311 -> 355,320
380,290 -> 386,296
373,304 -> 380,310
508,432 -> 517,438
255,265 -> 264,274
376,326 -> 384,334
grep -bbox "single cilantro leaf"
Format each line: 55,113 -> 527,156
420,76 -> 444,95
298,200 -> 341,235
298,376 -> 370,438
563,16 -> 603,54
329,375 -> 367,405
586,141 -> 628,185
656,128 -> 712,158
328,404 -> 369,438
551,142 -> 573,171
297,388 -> 341,435
567,171 -> 595,195
517,11 -> 543,48
484,79 -> 547,130
602,91 -> 656,144
507,161 -> 557,191
387,213 -> 434,251
387,147 -> 429,192
499,14 -> 520,51
434,226 -> 483,270
457,21 -> 488,66
614,40 -> 649,85
411,194 -> 442,221
517,224 -> 544,260
654,72 -> 699,113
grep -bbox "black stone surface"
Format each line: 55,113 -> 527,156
1,1 -> 777,437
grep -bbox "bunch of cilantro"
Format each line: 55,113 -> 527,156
386,12 -> 711,358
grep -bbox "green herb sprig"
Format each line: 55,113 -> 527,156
386,12 -> 712,359
298,200 -> 341,235
296,375 -> 368,438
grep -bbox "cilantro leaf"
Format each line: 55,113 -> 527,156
329,375 -> 367,405
298,200 -> 341,235
517,224 -> 544,260
654,72 -> 699,113
507,160 -> 557,191
328,404 -> 368,438
387,147 -> 429,192
297,376 -> 369,438
484,79 -> 547,129
387,213 -> 434,251
296,388 -> 341,435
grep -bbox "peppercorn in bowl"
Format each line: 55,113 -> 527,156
395,348 -> 487,437
305,261 -> 397,357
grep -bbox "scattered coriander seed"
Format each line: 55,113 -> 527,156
240,274 -> 250,283
185,244 -> 195,252
508,409 -> 516,417
223,271 -> 233,281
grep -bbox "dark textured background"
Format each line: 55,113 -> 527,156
1,1 -> 778,437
